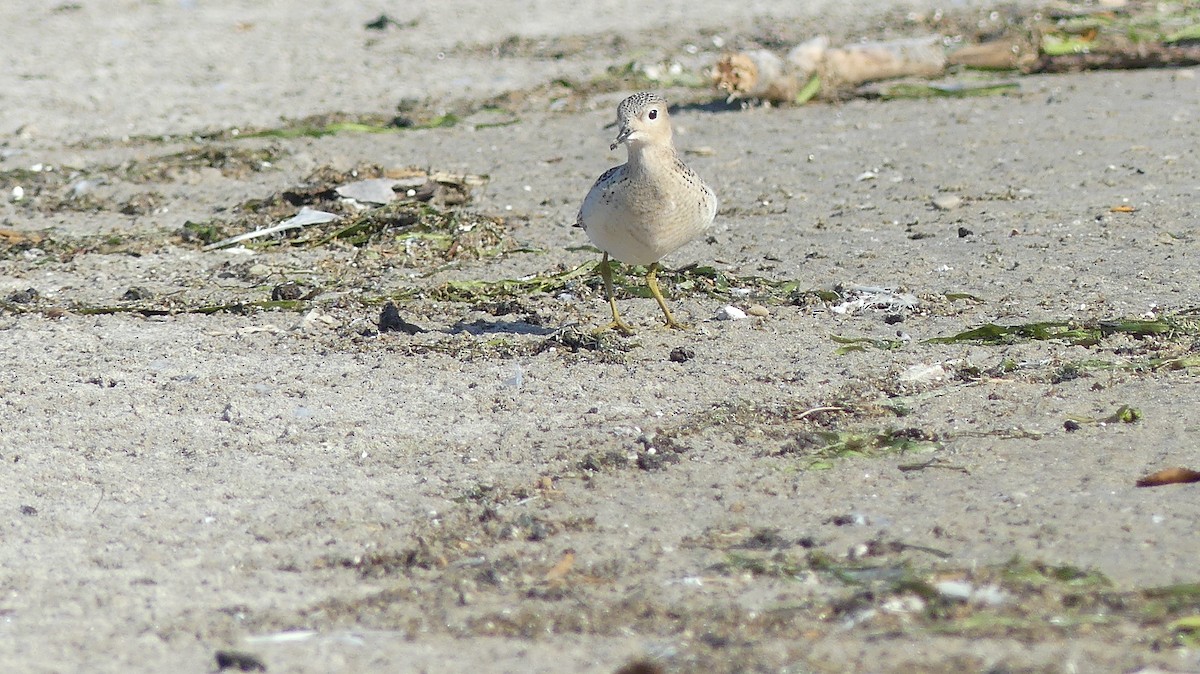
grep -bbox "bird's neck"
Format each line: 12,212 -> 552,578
625,142 -> 677,173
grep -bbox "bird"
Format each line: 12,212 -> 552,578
576,92 -> 718,334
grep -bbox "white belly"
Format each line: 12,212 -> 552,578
579,165 -> 717,266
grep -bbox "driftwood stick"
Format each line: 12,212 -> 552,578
1031,43 -> 1200,73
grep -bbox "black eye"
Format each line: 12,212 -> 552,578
648,109 -> 658,120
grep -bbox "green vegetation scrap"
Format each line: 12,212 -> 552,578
925,314 -> 1200,372
229,112 -> 461,140
120,145 -> 282,182
926,316 -> 1200,347
1035,0 -> 1200,66
436,260 -> 803,304
318,201 -> 512,263
720,546 -> 1200,647
778,427 -> 941,469
866,81 -> 1021,100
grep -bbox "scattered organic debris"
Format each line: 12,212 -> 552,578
858,80 -> 1020,100
779,427 -> 941,469
120,145 -> 281,183
897,457 -> 970,474
259,431 -> 1200,667
227,112 -> 458,140
71,299 -> 308,317
829,286 -> 920,316
831,334 -> 907,354
926,314 -> 1200,347
0,228 -> 43,246
1033,0 -> 1200,73
436,261 -> 805,305
1136,467 -> 1200,488
1,147 -> 281,215
542,548 -> 577,584
537,326 -> 613,354
704,551 -> 1200,645
1065,405 -> 1143,427
435,262 -> 592,303
712,1 -> 1200,104
316,202 -> 509,262
363,13 -> 418,31
186,165 -> 503,265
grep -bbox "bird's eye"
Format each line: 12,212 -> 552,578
648,109 -> 658,120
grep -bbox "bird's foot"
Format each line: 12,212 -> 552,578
662,316 -> 688,331
595,318 -> 637,336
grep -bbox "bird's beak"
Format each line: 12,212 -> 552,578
609,125 -> 632,151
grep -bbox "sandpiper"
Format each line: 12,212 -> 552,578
576,92 -> 718,333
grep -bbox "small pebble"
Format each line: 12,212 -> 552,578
271,282 -> 305,301
932,194 -> 962,211
70,179 -> 96,198
122,287 -> 151,301
7,287 -> 38,304
378,301 -> 425,334
669,346 -> 694,363
746,304 -> 769,317
716,305 -> 747,321
214,650 -> 266,672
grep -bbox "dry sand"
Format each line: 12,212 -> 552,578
1,1 -> 1199,672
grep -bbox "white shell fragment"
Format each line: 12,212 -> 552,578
336,178 -> 400,205
830,285 -> 919,315
931,194 -> 962,210
934,580 -> 1010,607
716,305 -> 747,320
899,363 -> 947,383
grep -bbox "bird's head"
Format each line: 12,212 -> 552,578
610,92 -> 672,150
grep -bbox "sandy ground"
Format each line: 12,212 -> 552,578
2,1 -> 1200,673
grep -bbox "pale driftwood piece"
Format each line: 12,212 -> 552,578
820,37 -> 946,88
947,38 -> 1038,70
712,35 -> 947,104
786,36 -> 829,78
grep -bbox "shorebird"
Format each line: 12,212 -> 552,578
576,92 -> 718,333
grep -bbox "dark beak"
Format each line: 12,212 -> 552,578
609,125 -> 632,151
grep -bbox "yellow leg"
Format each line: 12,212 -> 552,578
646,262 -> 686,330
597,253 -> 636,335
